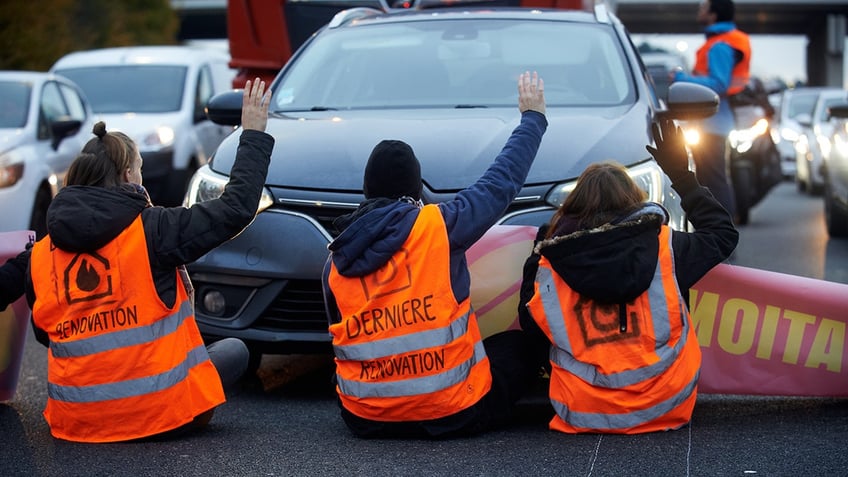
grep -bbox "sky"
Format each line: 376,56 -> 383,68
631,33 -> 848,89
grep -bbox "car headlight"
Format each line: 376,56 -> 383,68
142,126 -> 176,148
729,118 -> 769,154
0,152 -> 24,188
817,134 -> 832,160
183,164 -> 274,213
545,160 -> 686,230
546,160 -> 664,208
780,127 -> 800,143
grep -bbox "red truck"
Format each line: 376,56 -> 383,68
226,0 -> 591,88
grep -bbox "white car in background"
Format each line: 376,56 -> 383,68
50,45 -> 237,206
0,71 -> 95,238
792,87 -> 847,194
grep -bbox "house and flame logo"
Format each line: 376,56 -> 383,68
574,297 -> 641,347
64,252 -> 113,305
359,248 -> 412,300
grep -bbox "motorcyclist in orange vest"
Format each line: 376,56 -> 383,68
672,0 -> 751,220
518,118 -> 738,434
323,71 -> 547,438
26,78 -> 274,443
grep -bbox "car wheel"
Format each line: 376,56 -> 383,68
732,165 -> 752,225
824,182 -> 848,237
29,186 -> 52,240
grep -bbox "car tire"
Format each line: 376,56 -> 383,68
824,182 -> 848,237
732,165 -> 752,225
29,186 -> 52,240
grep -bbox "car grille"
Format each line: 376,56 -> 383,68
274,201 -> 357,238
253,279 -> 328,332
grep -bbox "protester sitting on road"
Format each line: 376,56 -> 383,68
322,71 -> 548,438
25,78 -> 274,443
518,118 -> 738,434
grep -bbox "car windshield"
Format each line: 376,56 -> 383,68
786,91 -> 819,120
272,19 -> 635,111
55,65 -> 187,114
0,81 -> 31,128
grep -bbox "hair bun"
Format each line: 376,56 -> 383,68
92,121 -> 107,139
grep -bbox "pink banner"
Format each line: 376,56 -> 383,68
467,225 -> 848,397
0,230 -> 35,401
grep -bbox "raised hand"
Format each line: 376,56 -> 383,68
518,71 -> 545,116
646,118 -> 689,183
241,77 -> 271,132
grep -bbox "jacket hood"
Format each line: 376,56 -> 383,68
328,199 -> 421,277
536,205 -> 667,304
46,185 -> 149,253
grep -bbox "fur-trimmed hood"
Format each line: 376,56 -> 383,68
535,204 -> 668,304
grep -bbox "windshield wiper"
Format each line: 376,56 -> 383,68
455,104 -> 488,109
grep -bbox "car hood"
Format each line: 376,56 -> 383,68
0,130 -> 28,155
210,104 -> 654,191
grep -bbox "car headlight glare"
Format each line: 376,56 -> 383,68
184,164 -> 274,213
545,160 -> 685,230
729,119 -> 768,154
545,160 -> 665,207
0,162 -> 24,188
143,126 -> 176,148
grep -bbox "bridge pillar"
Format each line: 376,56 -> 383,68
806,14 -> 845,87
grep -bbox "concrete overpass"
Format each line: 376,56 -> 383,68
172,0 -> 848,87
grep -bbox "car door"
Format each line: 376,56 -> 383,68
37,81 -> 83,193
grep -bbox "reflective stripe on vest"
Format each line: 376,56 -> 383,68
693,29 -> 751,96
328,204 -> 491,421
48,344 -> 208,403
527,225 -> 700,434
550,372 -> 699,431
30,215 -> 225,442
336,340 -> 487,398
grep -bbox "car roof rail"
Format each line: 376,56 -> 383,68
328,6 -> 386,28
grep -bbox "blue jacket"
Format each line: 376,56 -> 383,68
323,110 -> 547,325
674,22 -> 740,135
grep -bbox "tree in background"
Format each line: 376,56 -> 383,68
0,0 -> 178,71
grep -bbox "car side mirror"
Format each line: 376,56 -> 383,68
50,118 -> 82,150
795,113 -> 813,128
657,82 -> 719,121
205,90 -> 244,126
828,103 -> 848,120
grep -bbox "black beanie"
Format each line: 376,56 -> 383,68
363,140 -> 422,200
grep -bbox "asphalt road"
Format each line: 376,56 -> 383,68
2,181 -> 847,477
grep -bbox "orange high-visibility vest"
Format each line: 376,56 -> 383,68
327,204 -> 492,421
30,215 -> 225,443
693,29 -> 751,96
526,226 -> 701,434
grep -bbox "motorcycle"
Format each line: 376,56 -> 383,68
727,102 -> 784,225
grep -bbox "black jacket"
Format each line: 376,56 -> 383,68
0,250 -> 29,311
26,129 -> 274,346
518,172 -> 739,364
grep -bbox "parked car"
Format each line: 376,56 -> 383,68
0,71 -> 95,238
820,102 -> 848,237
793,87 -> 848,194
185,4 -> 718,362
50,45 -> 238,206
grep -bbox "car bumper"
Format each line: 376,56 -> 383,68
188,208 -> 334,352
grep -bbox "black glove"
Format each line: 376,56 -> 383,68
646,118 -> 690,184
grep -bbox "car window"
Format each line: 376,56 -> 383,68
59,83 -> 87,121
272,19 -> 634,111
55,65 -> 188,114
0,81 -> 30,129
819,96 -> 846,123
196,64 -> 215,121
787,92 -> 819,119
39,81 -> 71,139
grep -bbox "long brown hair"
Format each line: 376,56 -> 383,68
546,161 -> 647,238
65,121 -> 137,188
